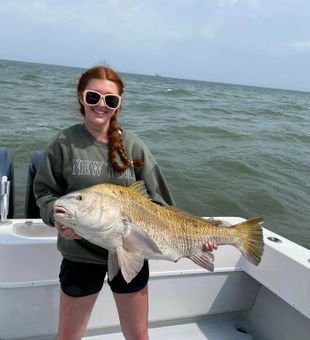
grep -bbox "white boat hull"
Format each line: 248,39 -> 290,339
0,217 -> 309,339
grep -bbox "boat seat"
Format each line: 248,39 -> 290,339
0,147 -> 14,218
25,151 -> 45,218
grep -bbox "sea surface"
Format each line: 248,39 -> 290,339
0,59 -> 309,249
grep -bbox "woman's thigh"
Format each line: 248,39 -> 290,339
57,289 -> 99,340
57,259 -> 107,339
113,285 -> 149,340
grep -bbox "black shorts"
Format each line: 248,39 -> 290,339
59,258 -> 149,297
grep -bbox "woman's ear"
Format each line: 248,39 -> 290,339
78,95 -> 84,105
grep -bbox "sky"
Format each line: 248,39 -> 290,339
0,0 -> 310,92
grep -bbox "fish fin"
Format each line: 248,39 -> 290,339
163,206 -> 193,215
162,207 -> 226,226
162,206 -> 204,220
205,217 -> 231,227
108,251 -> 120,281
129,181 -> 150,199
123,221 -> 162,255
116,248 -> 145,283
233,218 -> 264,265
189,251 -> 214,272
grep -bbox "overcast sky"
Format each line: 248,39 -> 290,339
0,0 -> 310,92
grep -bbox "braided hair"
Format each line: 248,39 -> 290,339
77,65 -> 143,172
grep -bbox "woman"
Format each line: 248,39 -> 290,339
34,65 -> 217,340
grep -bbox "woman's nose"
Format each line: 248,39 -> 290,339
96,98 -> 106,107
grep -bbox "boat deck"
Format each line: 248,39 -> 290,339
83,315 -> 252,339
1,218 -> 309,340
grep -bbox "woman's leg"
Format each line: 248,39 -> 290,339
56,289 -> 99,340
113,285 -> 149,340
57,259 -> 107,339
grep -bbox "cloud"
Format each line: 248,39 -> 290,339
1,0 -> 310,91
291,40 -> 310,52
217,0 -> 260,7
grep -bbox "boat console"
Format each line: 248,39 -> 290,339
0,148 -> 44,221
25,150 -> 45,218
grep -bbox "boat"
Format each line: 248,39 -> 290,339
0,147 -> 309,339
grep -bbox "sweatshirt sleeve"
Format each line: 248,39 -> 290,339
131,136 -> 175,207
33,137 -> 67,226
140,162 -> 175,207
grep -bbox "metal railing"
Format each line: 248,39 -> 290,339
0,176 -> 10,224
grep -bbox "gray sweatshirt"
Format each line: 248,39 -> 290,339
34,123 -> 174,264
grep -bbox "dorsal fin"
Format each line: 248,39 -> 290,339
163,207 -> 227,226
160,206 -> 206,223
162,206 -> 194,217
129,181 -> 150,199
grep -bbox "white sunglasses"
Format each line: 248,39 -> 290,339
83,90 -> 121,109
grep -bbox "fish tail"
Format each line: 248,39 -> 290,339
234,218 -> 264,265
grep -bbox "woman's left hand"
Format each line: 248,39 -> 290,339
203,241 -> 218,252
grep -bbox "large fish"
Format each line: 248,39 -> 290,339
54,181 -> 264,283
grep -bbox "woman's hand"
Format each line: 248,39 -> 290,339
54,221 -> 82,240
203,241 -> 218,252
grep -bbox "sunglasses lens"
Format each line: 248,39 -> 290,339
105,95 -> 120,109
85,91 -> 101,105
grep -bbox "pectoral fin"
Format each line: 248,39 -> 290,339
116,248 -> 145,283
108,251 -> 120,281
189,251 -> 214,272
123,221 -> 162,256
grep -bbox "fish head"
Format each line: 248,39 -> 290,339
54,187 -> 120,232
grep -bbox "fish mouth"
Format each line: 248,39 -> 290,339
54,205 -> 73,221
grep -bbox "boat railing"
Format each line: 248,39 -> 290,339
0,176 -> 10,224
0,147 -> 14,223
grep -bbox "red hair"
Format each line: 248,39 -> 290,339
77,65 -> 143,172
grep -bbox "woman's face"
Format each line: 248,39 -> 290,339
80,78 -> 121,132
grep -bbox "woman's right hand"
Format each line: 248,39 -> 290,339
54,221 -> 82,240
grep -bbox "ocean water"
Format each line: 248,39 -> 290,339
0,59 -> 309,249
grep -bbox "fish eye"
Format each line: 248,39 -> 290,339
76,195 -> 83,201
